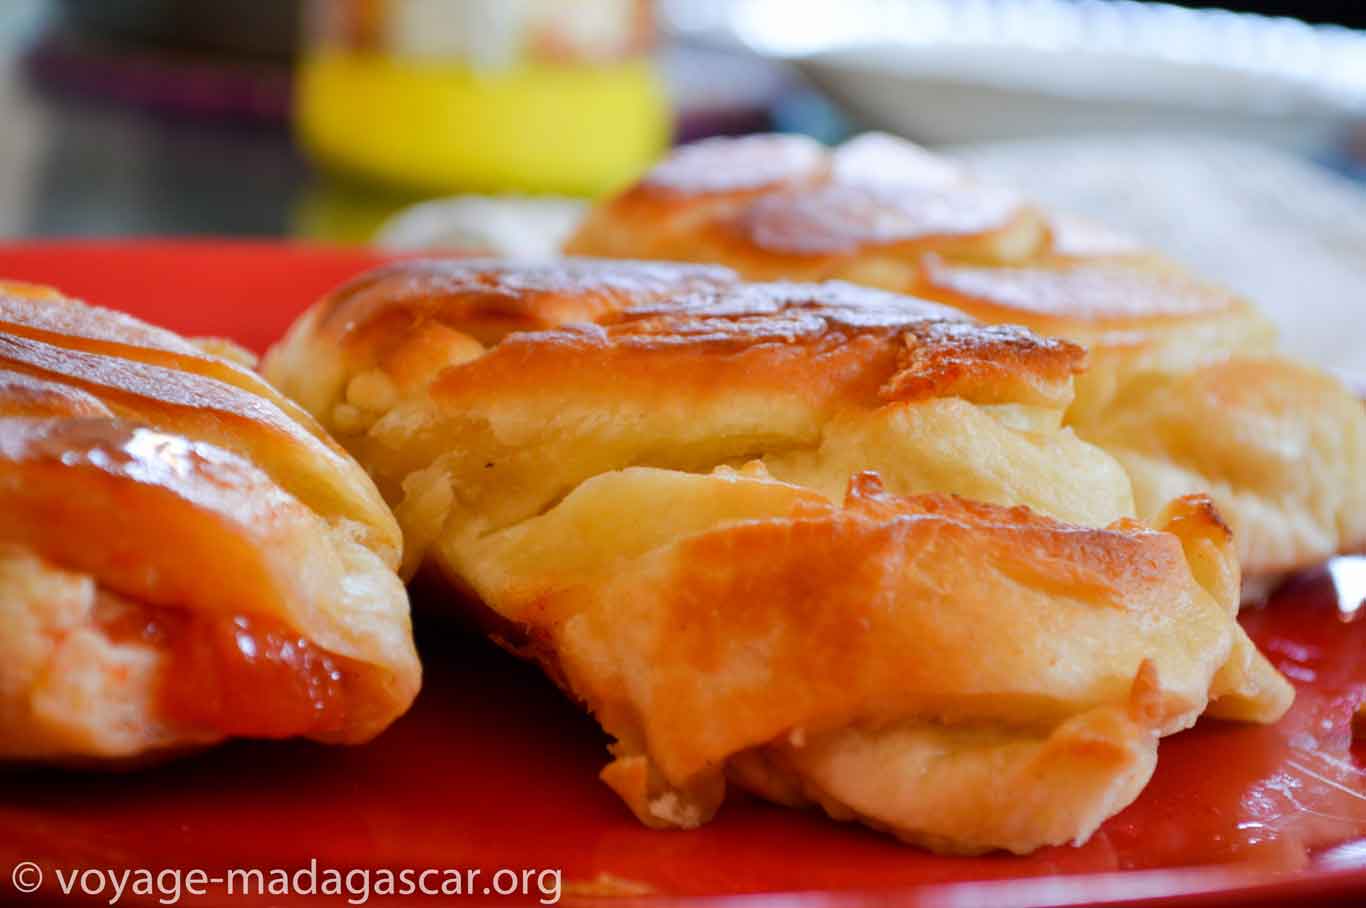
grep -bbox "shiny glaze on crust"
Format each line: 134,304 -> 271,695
0,330 -> 322,437
0,280 -> 214,357
0,288 -> 398,546
578,133 -> 1033,259
352,270 -> 1090,411
916,256 -> 1242,325
0,368 -> 112,418
0,287 -> 341,447
737,182 -> 1025,255
0,418 -> 321,619
315,258 -> 737,350
0,418 -> 301,517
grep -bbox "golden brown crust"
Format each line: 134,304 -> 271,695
567,132 -> 1046,283
0,369 -> 112,418
268,262 -> 1116,552
264,258 -> 740,432
567,134 -> 1211,334
281,260 -> 1084,415
0,296 -> 399,556
429,280 -> 1085,410
315,257 -> 737,349
2,418 -> 329,618
553,479 -> 1223,777
567,133 -> 1366,578
265,259 -> 1292,854
542,472 -> 1287,853
731,181 -> 1023,255
910,259 -> 1364,578
0,285 -> 420,761
581,135 -> 833,264
914,255 -> 1242,333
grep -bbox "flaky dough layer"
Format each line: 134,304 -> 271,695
265,260 -> 1291,854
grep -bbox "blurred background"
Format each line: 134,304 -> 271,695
0,0 -> 1362,235
0,0 -> 1362,272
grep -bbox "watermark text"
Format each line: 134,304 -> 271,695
11,859 -> 561,905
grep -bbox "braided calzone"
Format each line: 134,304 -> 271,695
264,259 -> 1291,854
566,133 -> 1366,581
0,282 -> 420,762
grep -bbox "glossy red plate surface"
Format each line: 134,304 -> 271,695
1,241 -> 1364,908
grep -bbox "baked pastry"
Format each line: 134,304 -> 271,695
0,282 -> 420,761
264,259 -> 1291,854
567,133 -> 1366,580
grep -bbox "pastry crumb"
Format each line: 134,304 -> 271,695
562,873 -> 655,898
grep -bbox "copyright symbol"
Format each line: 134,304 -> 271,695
11,861 -> 41,894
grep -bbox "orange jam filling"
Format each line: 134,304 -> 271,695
96,598 -> 354,739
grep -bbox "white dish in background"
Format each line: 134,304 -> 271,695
664,0 -> 1366,151
801,45 -> 1355,151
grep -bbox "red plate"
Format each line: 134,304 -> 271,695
2,241 -> 1365,907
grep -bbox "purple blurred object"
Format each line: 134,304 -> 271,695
20,0 -> 298,126
24,29 -> 292,126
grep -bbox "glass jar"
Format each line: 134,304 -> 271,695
296,0 -> 670,197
